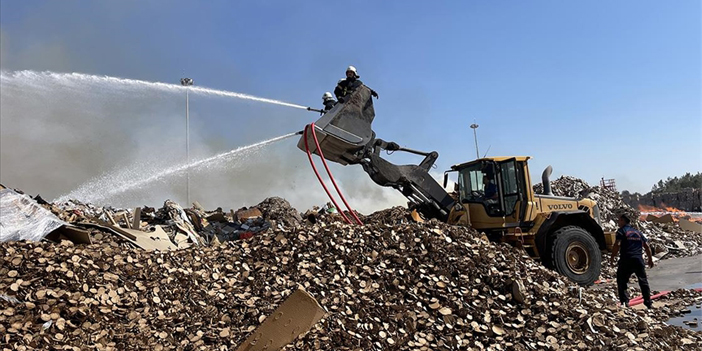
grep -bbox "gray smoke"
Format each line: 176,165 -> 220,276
0,7 -> 409,214
0,69 -> 409,213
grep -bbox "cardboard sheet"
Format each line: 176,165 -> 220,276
236,288 -> 325,351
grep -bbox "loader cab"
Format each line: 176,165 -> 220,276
450,157 -> 532,228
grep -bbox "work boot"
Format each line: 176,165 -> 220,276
644,301 -> 653,309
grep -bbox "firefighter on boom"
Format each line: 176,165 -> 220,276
322,92 -> 336,113
306,92 -> 337,115
334,66 -> 378,103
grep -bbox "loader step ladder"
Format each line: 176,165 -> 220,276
303,123 -> 363,225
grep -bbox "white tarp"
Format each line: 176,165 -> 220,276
0,188 -> 66,242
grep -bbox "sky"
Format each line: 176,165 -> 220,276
0,1 -> 700,212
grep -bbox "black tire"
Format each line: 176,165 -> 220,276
550,226 -> 601,286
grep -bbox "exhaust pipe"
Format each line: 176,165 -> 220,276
542,165 -> 553,196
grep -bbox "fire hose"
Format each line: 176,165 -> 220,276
628,287 -> 702,307
596,278 -> 702,306
303,123 -> 363,225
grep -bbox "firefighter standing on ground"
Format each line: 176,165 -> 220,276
610,213 -> 654,308
334,66 -> 378,103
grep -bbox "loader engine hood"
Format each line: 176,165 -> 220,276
297,86 -> 376,165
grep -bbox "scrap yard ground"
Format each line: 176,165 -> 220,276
646,255 -> 702,292
1,177 -> 701,350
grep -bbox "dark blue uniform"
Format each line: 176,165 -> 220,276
615,225 -> 651,307
617,224 -> 647,259
484,182 -> 497,199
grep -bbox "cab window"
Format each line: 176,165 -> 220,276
458,163 -> 484,202
457,163 -> 499,206
500,161 -> 519,215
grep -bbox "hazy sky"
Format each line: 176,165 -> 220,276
1,1 -> 700,212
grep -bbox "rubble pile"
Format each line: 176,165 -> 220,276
23,194 -> 297,250
2,220 -> 701,350
581,186 -> 639,232
598,253 -> 617,280
533,176 -> 702,259
646,290 -> 702,322
361,206 -> 415,225
637,221 -> 702,258
534,176 -> 638,231
253,197 -> 302,228
533,176 -> 591,198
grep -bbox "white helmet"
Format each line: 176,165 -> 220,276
346,65 -> 359,78
322,92 -> 334,101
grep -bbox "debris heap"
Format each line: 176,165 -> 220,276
253,197 -> 302,228
361,206 -> 416,225
2,219 -> 700,350
534,176 -> 701,259
533,176 -> 591,198
637,220 -> 702,258
20,194 -> 302,250
534,176 -> 637,231
582,186 -> 640,231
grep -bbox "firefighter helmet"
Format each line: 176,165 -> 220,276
346,65 -> 359,78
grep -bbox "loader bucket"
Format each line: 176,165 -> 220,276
297,86 -> 375,165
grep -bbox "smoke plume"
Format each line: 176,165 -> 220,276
0,70 -> 409,213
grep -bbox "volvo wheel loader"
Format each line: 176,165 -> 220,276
298,86 -> 606,285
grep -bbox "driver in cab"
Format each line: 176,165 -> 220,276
482,174 -> 498,202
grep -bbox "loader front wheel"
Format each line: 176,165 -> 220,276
551,226 -> 601,286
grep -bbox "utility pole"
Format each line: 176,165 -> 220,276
470,123 -> 480,159
180,78 -> 194,206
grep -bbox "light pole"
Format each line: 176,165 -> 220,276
180,77 -> 194,205
470,123 -> 480,159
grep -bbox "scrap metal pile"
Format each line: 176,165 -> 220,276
3,188 -> 289,250
533,176 -> 637,231
637,220 -> 702,259
2,201 -> 702,350
534,176 -> 702,258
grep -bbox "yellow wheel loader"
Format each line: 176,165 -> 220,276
299,86 -> 606,286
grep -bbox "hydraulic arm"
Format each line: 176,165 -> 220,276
358,138 -> 457,220
298,85 -> 456,220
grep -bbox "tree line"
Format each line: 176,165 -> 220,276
651,172 -> 702,193
621,172 -> 701,197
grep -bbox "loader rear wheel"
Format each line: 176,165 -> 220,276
551,226 -> 601,286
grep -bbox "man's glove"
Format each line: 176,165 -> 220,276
371,90 -> 379,99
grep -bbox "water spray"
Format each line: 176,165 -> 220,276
55,132 -> 299,204
0,70 -> 308,110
